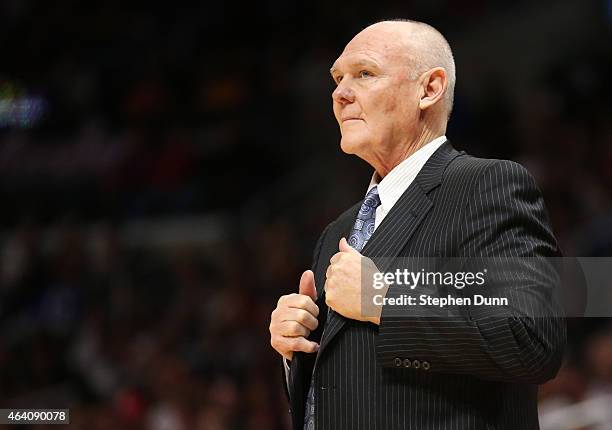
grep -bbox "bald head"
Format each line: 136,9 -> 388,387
331,19 -> 455,176
354,20 -> 456,119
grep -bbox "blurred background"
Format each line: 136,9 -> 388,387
0,0 -> 611,429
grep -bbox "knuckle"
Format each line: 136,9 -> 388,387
299,296 -> 309,308
288,337 -> 300,350
295,338 -> 307,351
303,341 -> 314,353
291,321 -> 302,333
271,311 -> 281,324
283,294 -> 298,307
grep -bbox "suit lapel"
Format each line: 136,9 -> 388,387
311,207 -> 357,368
316,141 -> 462,361
365,140 -> 461,265
363,185 -> 432,269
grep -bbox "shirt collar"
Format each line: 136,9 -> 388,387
367,136 -> 447,213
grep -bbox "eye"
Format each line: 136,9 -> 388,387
359,70 -> 373,78
334,75 -> 343,85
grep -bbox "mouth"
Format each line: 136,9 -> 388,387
341,117 -> 363,123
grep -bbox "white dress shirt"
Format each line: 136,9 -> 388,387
367,135 -> 447,231
283,135 -> 447,385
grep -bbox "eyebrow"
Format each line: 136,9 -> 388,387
329,58 -> 380,75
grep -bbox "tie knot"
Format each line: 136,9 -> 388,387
363,186 -> 381,209
356,186 -> 381,221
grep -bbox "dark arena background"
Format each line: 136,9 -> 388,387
0,1 -> 611,429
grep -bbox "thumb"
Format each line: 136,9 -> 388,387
298,270 -> 317,300
339,237 -> 360,254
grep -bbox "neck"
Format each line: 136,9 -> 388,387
373,125 -> 444,179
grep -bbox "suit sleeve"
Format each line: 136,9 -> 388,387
375,160 -> 566,384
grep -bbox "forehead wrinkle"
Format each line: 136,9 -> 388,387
331,50 -> 383,73
331,25 -> 418,77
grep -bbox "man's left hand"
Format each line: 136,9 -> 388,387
325,237 -> 383,324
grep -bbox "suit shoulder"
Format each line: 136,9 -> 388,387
444,154 -> 535,186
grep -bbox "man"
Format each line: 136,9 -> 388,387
269,19 -> 565,429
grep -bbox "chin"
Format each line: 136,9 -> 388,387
339,135 -> 367,155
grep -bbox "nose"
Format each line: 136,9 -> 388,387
332,81 -> 355,104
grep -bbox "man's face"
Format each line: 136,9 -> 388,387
330,27 -> 421,161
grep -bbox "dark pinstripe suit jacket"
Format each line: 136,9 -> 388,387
285,140 -> 566,430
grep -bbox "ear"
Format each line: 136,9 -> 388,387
418,67 -> 447,111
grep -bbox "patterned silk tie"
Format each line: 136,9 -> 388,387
303,186 -> 381,430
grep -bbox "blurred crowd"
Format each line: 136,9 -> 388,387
1,220 -> 295,429
0,0 -> 611,429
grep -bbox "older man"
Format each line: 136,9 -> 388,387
269,19 -> 565,430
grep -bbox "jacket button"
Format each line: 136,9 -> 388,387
422,361 -> 430,370
403,358 -> 412,368
394,357 -> 402,367
412,359 -> 421,369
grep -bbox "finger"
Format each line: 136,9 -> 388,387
284,308 -> 319,331
286,294 -> 319,318
298,270 -> 317,301
288,337 -> 320,354
323,280 -> 332,304
339,237 -> 360,254
329,251 -> 343,265
270,336 -> 297,361
324,278 -> 338,306
280,320 -> 310,337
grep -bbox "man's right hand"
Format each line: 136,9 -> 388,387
269,270 -> 320,361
